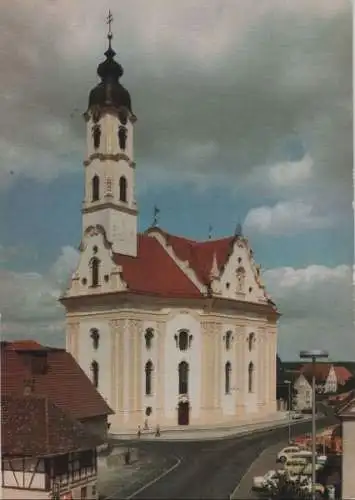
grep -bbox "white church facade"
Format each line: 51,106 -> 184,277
60,23 -> 280,432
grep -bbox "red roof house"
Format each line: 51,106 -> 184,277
1,340 -> 113,439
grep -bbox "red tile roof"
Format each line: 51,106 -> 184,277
113,233 -> 203,298
1,341 -> 113,420
300,363 -> 353,385
334,366 -> 353,384
152,228 -> 235,284
112,229 -> 237,298
1,395 -> 103,457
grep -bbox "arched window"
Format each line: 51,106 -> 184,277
144,329 -> 154,350
225,330 -> 232,350
248,332 -> 255,352
145,361 -> 154,396
91,360 -> 99,388
92,125 -> 101,150
178,361 -> 189,395
118,126 -> 127,150
248,362 -> 254,393
90,328 -> 100,350
92,175 -> 100,201
119,176 -> 127,202
225,362 -> 232,394
175,330 -> 192,351
91,258 -> 100,287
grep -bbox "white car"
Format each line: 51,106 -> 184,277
252,470 -> 279,490
277,445 -> 302,463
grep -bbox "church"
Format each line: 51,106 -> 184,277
60,20 -> 280,432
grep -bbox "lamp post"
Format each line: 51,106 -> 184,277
284,379 -> 292,443
300,349 -> 328,500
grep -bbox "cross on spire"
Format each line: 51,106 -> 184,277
106,10 -> 113,48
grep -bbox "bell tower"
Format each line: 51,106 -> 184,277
81,11 -> 138,257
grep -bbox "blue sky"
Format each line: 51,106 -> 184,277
0,0 -> 353,361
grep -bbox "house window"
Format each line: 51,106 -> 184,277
225,362 -> 232,394
118,126 -> 127,150
90,328 -> 100,349
119,176 -> 127,202
92,175 -> 100,201
145,360 -> 154,396
225,331 -> 232,350
248,362 -> 254,393
248,332 -> 255,352
91,360 -> 99,388
178,361 -> 189,395
92,125 -> 101,150
145,328 -> 154,349
91,258 -> 100,287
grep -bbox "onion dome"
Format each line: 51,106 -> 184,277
88,21 -> 132,113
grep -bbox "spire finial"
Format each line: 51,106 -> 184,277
235,221 -> 243,237
106,10 -> 114,49
153,205 -> 160,227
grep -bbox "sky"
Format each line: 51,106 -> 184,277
0,0 -> 353,361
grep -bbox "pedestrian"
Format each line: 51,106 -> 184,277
155,424 -> 160,437
137,425 -> 141,439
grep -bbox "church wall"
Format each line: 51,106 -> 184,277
85,113 -> 134,160
219,241 -> 266,304
77,318 -> 112,407
164,312 -> 202,423
244,325 -> 258,414
140,320 -> 159,427
220,322 -> 237,416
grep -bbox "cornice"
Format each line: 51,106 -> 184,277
83,153 -> 136,168
81,202 -> 138,216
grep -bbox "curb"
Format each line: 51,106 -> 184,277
110,416 -> 314,443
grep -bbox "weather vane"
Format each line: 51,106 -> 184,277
153,205 -> 160,227
106,10 -> 113,46
208,224 -> 213,240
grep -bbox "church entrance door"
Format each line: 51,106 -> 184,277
178,402 -> 189,425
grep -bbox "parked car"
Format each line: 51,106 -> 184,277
277,445 -> 302,463
252,470 -> 279,491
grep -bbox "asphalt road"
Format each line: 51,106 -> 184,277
109,414 -> 338,500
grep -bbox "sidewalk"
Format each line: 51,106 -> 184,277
110,412 -> 312,441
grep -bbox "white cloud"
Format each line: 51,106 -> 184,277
268,154 -> 313,187
0,246 -> 79,346
264,264 -> 354,360
244,200 -> 332,235
0,0 -> 351,231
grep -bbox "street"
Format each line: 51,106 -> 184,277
107,415 -> 337,499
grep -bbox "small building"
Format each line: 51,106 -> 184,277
1,394 -> 102,499
1,340 -> 113,440
339,397 -> 355,499
293,363 -> 353,410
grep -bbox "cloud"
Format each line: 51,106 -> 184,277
0,0 -> 351,227
244,200 -> 332,235
267,154 -> 313,187
264,264 -> 354,360
0,246 -> 79,346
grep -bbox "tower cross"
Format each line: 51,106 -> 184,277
106,10 -> 113,47
107,10 -> 113,34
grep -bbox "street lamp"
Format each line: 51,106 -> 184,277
300,349 -> 328,500
284,379 -> 292,444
